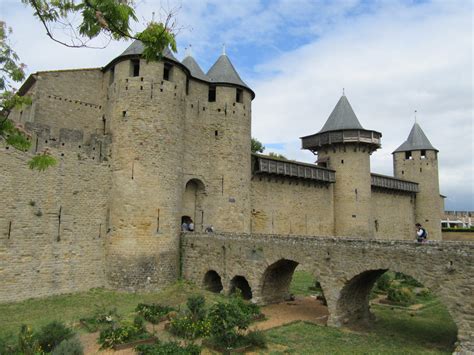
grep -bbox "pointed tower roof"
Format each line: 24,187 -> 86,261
393,122 -> 438,153
319,95 -> 364,133
182,55 -> 208,81
300,94 -> 381,153
207,54 -> 250,89
119,40 -> 178,61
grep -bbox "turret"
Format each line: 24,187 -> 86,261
393,122 -> 441,240
301,95 -> 382,238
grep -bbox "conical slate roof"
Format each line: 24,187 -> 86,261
182,55 -> 208,81
119,40 -> 178,61
393,122 -> 438,153
207,54 -> 249,89
319,95 -> 364,133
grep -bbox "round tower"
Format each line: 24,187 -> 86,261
393,122 -> 441,240
301,95 -> 381,238
102,41 -> 188,290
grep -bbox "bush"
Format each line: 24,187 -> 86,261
98,317 -> 148,349
394,273 -> 423,288
186,295 -> 206,321
136,341 -> 201,354
387,286 -> 416,306
375,272 -> 392,292
246,330 -> 267,348
136,303 -> 174,324
51,337 -> 84,355
169,314 -> 211,339
36,321 -> 74,353
231,295 -> 262,318
18,324 -> 42,354
207,301 -> 251,349
80,306 -> 120,332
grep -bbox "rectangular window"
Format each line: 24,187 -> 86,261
131,59 -> 140,77
421,150 -> 426,159
208,86 -> 216,102
163,63 -> 173,81
185,78 -> 190,95
236,88 -> 243,103
405,151 -> 412,160
109,66 -> 115,85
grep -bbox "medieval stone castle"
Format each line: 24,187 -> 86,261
1,40 -> 443,303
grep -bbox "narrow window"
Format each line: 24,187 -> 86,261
208,86 -> 216,102
185,78 -> 190,95
163,63 -> 173,81
421,150 -> 426,159
236,88 -> 243,103
109,66 -> 115,85
214,130 -> 218,137
131,59 -> 140,77
405,151 -> 412,160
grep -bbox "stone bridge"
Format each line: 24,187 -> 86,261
181,233 -> 474,351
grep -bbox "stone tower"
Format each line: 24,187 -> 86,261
102,41 -> 254,290
301,95 -> 381,238
393,122 -> 441,240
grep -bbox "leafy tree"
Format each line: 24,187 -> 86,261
251,137 -> 265,153
2,1 -> 179,170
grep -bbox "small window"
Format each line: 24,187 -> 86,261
208,86 -> 216,102
421,150 -> 426,159
109,66 -> 115,85
163,63 -> 173,81
185,78 -> 190,95
131,59 -> 140,77
405,151 -> 412,160
236,88 -> 243,103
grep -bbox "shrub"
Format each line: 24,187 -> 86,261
186,295 -> 206,321
98,318 -> 148,349
207,301 -> 251,349
35,321 -> 74,353
136,303 -> 175,324
375,272 -> 392,292
395,273 -> 423,288
387,286 -> 416,306
51,337 -> 84,355
136,341 -> 201,354
246,330 -> 267,348
80,306 -> 120,332
169,314 -> 211,339
17,324 -> 42,354
231,295 -> 262,318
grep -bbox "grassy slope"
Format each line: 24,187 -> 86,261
0,281 -> 224,339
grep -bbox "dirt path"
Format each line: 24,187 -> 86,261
79,296 -> 328,354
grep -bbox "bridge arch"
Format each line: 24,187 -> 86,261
260,259 -> 299,304
203,270 -> 223,293
230,275 -> 253,300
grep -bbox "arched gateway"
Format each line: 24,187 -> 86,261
181,232 -> 474,352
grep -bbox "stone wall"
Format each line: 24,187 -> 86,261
0,147 -> 110,303
250,176 -> 334,235
181,232 -> 474,352
371,189 -> 415,239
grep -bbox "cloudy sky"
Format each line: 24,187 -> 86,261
2,0 -> 473,210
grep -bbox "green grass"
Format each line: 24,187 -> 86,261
281,270 -> 457,354
0,280 -> 224,340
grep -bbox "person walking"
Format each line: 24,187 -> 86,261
415,223 -> 428,243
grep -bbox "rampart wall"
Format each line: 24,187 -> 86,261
250,176 -> 334,235
371,189 -> 415,239
0,146 -> 110,303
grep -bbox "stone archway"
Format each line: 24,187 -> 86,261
203,270 -> 223,293
230,275 -> 253,300
182,179 -> 206,231
260,259 -> 299,304
335,269 -> 387,326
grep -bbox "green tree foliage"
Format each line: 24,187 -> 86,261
21,0 -> 178,61
251,137 -> 265,153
